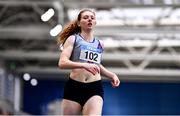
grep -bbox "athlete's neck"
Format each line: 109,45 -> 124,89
80,31 -> 94,42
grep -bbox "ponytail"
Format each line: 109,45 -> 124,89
57,20 -> 80,46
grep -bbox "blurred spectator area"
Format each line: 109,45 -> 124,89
0,0 -> 180,81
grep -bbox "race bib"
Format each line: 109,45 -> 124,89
79,45 -> 102,64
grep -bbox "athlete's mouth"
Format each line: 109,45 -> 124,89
88,23 -> 92,26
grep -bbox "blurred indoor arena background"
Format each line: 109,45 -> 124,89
1,0 -> 180,115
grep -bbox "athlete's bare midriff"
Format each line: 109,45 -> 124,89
70,68 -> 101,83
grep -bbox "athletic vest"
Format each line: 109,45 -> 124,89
70,33 -> 103,64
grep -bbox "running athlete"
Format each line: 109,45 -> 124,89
57,9 -> 120,115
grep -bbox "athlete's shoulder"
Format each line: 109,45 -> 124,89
65,35 -> 76,44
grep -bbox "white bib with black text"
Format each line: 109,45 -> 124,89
79,45 -> 101,64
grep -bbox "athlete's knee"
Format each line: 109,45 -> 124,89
82,104 -> 102,115
63,107 -> 80,115
83,108 -> 102,115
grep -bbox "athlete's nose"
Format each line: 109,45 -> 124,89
88,18 -> 92,22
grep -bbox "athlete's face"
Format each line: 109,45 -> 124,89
79,11 -> 96,31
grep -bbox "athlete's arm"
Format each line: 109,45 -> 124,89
100,64 -> 120,87
58,35 -> 99,75
99,39 -> 120,87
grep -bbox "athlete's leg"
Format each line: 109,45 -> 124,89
61,99 -> 82,115
82,95 -> 103,115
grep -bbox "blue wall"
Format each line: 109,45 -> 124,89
103,81 -> 180,115
23,79 -> 180,115
22,79 -> 65,115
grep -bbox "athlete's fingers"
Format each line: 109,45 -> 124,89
111,81 -> 116,88
90,64 -> 99,74
94,64 -> 100,73
86,68 -> 96,75
94,66 -> 100,73
92,68 -> 97,75
84,63 -> 100,75
111,79 -> 120,88
97,66 -> 100,73
116,80 -> 120,86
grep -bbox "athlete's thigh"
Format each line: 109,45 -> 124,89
82,95 -> 103,115
61,99 -> 82,115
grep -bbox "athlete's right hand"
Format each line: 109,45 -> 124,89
82,63 -> 100,75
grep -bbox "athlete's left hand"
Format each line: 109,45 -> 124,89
111,74 -> 120,88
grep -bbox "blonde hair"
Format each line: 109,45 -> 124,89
57,9 -> 95,46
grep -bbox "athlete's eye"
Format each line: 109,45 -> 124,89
83,16 -> 88,19
82,15 -> 95,20
91,16 -> 95,20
